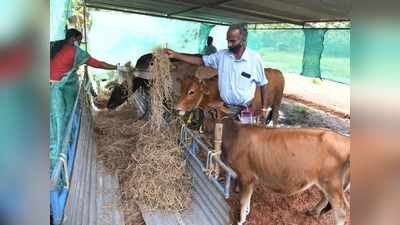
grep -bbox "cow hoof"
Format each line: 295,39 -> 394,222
305,209 -> 320,217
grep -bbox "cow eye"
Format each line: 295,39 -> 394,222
150,62 -> 154,66
188,90 -> 194,95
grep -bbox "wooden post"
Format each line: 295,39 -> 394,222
212,122 -> 223,178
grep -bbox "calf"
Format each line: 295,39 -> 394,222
204,106 -> 350,225
175,68 -> 285,127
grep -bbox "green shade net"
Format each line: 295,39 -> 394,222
198,23 -> 216,53
49,47 -> 89,172
247,29 -> 305,74
321,29 -> 350,84
301,29 -> 327,78
50,0 -> 72,41
248,28 -> 349,84
84,9 -> 349,84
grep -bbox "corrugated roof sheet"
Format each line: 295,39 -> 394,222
85,0 -> 350,25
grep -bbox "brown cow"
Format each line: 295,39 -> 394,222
175,68 -> 285,127
203,105 -> 350,225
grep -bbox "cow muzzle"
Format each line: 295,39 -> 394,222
133,69 -> 153,80
175,108 -> 186,116
174,104 -> 186,116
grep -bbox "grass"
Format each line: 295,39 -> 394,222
293,105 -> 308,114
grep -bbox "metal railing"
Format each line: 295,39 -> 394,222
50,82 -> 84,225
178,125 -> 237,199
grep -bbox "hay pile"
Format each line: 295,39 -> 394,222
95,49 -> 192,225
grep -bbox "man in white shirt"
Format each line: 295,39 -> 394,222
164,24 -> 268,120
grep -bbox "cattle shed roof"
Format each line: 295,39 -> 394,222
85,0 -> 350,26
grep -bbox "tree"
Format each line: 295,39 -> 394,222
67,0 -> 92,34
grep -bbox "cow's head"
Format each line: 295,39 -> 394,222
175,76 -> 211,116
106,54 -> 154,110
132,53 -> 155,79
106,82 -> 129,109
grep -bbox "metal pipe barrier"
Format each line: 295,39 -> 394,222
178,124 -> 237,199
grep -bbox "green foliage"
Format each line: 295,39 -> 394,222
293,105 -> 308,114
68,0 -> 92,33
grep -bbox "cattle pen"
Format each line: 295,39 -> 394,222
50,1 -> 350,225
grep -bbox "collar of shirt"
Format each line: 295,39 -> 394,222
229,48 -> 250,62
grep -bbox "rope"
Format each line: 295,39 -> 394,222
204,149 -> 222,179
59,153 -> 69,189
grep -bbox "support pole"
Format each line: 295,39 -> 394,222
83,0 -> 90,102
212,123 -> 223,178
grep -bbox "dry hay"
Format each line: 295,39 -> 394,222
149,48 -> 173,131
127,119 -> 192,212
94,48 -> 193,225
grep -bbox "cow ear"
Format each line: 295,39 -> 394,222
198,79 -> 208,94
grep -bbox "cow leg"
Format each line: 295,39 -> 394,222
343,167 -> 351,193
306,190 -> 329,216
271,105 -> 280,128
238,178 -> 254,225
324,181 -> 347,225
232,179 -> 240,193
330,193 -> 347,225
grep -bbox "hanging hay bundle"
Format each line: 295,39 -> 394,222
95,48 -> 193,225
131,48 -> 192,212
149,48 -> 173,131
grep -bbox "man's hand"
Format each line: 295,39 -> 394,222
162,49 -> 203,66
163,48 -> 176,59
116,63 -> 129,72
